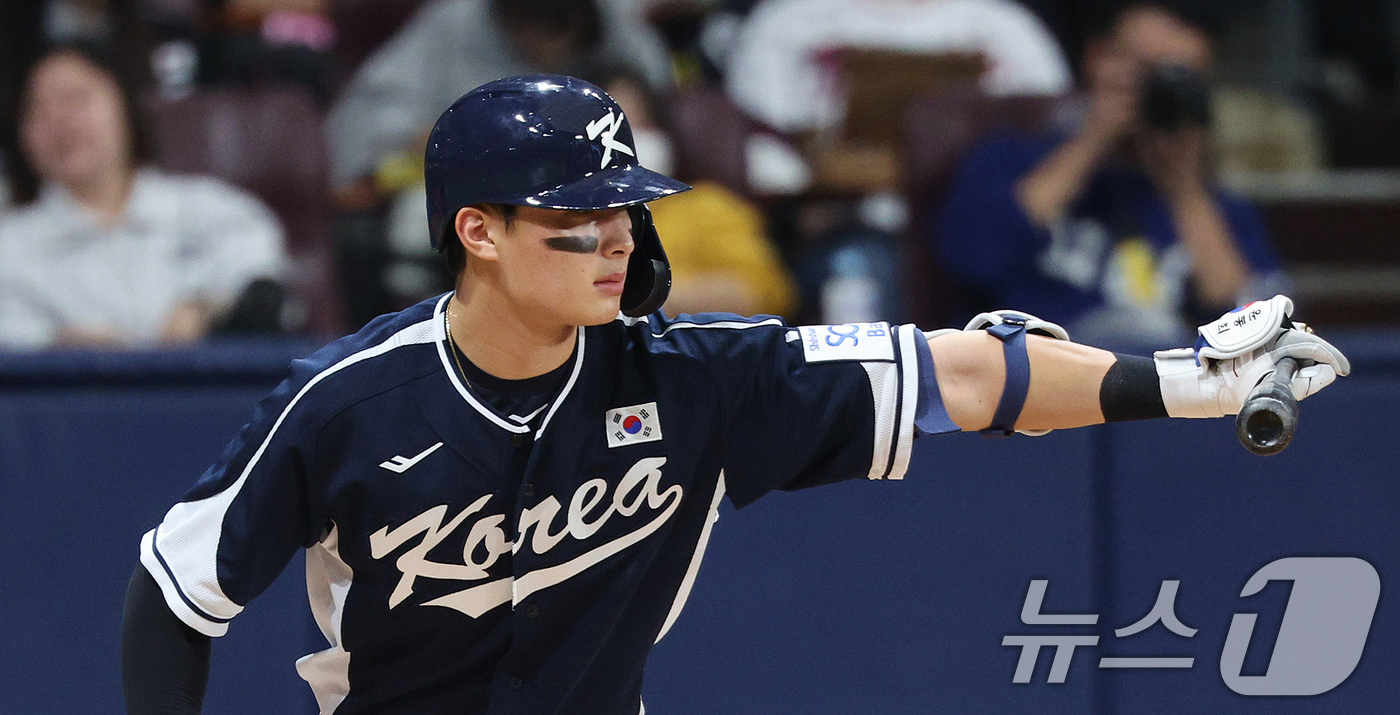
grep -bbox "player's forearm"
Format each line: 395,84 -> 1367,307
122,567 -> 211,714
928,332 -> 1128,431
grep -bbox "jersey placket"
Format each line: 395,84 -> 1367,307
486,336 -> 593,709
484,423 -> 539,706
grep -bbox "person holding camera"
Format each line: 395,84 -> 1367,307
935,3 -> 1285,345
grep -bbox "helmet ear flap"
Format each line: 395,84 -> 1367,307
620,205 -> 671,317
431,206 -> 461,253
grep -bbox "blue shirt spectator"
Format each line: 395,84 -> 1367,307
934,4 -> 1287,345
937,132 -> 1281,343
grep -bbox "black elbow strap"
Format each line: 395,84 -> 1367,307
1100,354 -> 1168,422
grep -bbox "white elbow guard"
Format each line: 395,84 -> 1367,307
963,310 -> 1070,341
946,309 -> 1070,436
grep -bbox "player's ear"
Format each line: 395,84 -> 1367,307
455,207 -> 498,262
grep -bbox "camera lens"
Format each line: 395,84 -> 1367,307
1142,64 -> 1211,131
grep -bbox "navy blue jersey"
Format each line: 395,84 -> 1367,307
139,294 -> 945,713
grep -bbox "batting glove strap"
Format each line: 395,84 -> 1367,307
1155,347 -> 1226,419
1196,295 -> 1292,361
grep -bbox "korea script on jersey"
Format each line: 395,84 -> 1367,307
368,457 -> 681,617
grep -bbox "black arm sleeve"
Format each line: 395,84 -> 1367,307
1099,353 -> 1169,422
121,567 -> 212,714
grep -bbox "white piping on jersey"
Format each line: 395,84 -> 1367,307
296,524 -> 354,714
434,295 -> 586,438
143,316 -> 440,635
856,325 -> 920,481
615,312 -> 783,336
655,471 -> 726,644
649,317 -> 783,336
508,404 -> 548,425
859,361 -> 898,480
888,324 -> 921,481
533,327 -> 586,441
432,295 -> 529,434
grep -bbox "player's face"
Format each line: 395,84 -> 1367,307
21,52 -> 132,191
490,206 -> 635,327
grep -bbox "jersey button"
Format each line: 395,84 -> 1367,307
509,676 -> 524,690
525,603 -> 540,619
511,433 -> 530,448
522,483 -> 535,498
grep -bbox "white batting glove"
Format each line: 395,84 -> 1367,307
1154,295 -> 1351,418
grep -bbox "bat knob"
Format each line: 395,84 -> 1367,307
1236,358 -> 1300,456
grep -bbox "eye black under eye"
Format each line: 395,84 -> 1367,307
543,235 -> 599,254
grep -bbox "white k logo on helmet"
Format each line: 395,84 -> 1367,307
586,109 -> 635,169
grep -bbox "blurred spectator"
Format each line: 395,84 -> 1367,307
135,0 -> 339,104
720,0 -> 1072,327
596,68 -> 798,317
0,156 -> 10,207
326,0 -> 670,196
326,0 -> 672,328
725,0 -> 1071,135
0,42 -> 289,349
936,2 -> 1285,345
206,0 -> 338,103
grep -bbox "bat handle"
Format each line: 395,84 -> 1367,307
1236,357 -> 1300,456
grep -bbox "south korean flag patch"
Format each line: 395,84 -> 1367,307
606,402 -> 663,448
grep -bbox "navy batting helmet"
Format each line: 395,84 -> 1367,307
425,74 -> 690,317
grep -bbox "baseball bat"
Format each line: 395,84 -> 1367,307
1235,357 -> 1300,456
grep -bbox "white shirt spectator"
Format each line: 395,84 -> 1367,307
0,168 -> 288,349
726,0 -> 1072,133
326,0 -> 671,187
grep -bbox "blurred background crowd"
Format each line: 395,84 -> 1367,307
3,0 -> 1400,351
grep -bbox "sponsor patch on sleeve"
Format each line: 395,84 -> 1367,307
797,323 -> 895,363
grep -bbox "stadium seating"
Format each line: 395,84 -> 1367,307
145,86 -> 344,335
901,84 -> 1074,326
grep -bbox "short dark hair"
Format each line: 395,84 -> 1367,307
10,39 -> 154,205
442,204 -> 517,275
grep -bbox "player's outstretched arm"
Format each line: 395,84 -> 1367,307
930,329 -> 1115,432
121,566 -> 211,714
927,296 -> 1349,434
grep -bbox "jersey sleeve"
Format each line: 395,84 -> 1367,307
648,314 -> 940,508
139,357 -> 326,637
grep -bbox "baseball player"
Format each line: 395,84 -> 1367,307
121,75 -> 1349,714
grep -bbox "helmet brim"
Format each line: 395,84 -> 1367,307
516,165 -> 691,210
